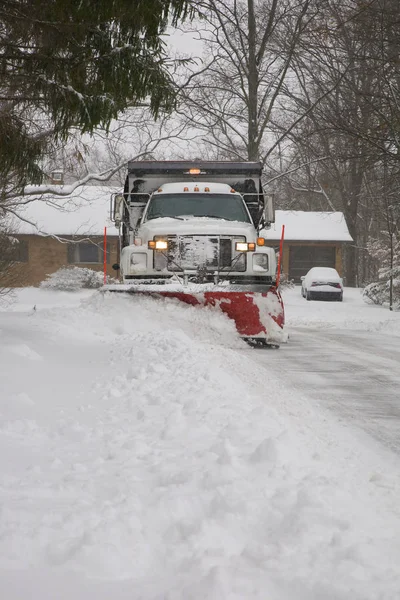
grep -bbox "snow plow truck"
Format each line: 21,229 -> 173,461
105,160 -> 285,347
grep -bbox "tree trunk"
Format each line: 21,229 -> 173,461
247,0 -> 259,161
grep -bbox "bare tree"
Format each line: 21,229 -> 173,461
40,108 -> 197,187
272,0 -> 400,285
177,0 -> 320,163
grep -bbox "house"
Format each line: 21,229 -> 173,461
262,211 -> 353,282
5,186 -> 120,287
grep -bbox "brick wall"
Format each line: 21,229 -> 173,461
4,234 -> 119,287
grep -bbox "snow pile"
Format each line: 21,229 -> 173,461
1,289 -> 400,599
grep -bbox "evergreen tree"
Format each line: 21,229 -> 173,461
0,0 -> 193,191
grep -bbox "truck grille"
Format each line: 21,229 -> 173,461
158,235 -> 246,272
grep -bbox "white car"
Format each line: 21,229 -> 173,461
301,267 -> 343,301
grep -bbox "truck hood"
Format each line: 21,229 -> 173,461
139,217 -> 255,239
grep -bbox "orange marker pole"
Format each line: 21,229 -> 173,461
276,224 -> 285,287
103,226 -> 107,284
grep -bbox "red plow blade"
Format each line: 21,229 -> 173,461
104,284 -> 285,345
157,289 -> 284,340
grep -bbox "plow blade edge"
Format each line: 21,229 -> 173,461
104,285 -> 285,345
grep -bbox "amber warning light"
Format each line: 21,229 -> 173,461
184,168 -> 206,175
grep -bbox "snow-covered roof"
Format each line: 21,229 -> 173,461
13,185 -> 119,236
263,211 -> 353,242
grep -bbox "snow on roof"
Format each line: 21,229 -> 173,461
13,185 -> 119,236
262,210 -> 353,242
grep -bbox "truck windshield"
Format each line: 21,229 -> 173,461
145,193 -> 251,223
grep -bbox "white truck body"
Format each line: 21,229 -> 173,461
112,161 -> 277,292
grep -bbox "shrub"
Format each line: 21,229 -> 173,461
362,262 -> 400,309
0,227 -> 22,305
40,266 -> 117,291
278,273 -> 295,290
363,235 -> 400,309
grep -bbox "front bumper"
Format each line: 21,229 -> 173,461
308,290 -> 342,300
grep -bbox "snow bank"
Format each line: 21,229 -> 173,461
1,288 -> 400,599
1,287 -> 95,312
283,285 -> 400,336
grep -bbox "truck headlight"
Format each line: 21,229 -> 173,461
148,240 -> 168,250
253,254 -> 269,270
235,242 -> 256,252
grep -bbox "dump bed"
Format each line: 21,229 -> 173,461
123,160 -> 274,227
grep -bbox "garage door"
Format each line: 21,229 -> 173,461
289,246 -> 336,282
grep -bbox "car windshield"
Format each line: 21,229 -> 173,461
144,193 -> 251,223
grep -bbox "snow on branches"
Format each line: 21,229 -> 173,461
363,236 -> 400,309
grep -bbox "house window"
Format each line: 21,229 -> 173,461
8,239 -> 29,262
50,171 -> 64,184
68,241 -> 110,264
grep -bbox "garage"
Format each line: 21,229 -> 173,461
262,211 -> 353,283
288,245 -> 336,283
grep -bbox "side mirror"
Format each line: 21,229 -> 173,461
112,194 -> 124,228
262,194 -> 275,227
112,263 -> 120,271
300,276 -> 305,281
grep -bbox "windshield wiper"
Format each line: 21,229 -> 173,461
148,214 -> 185,221
189,214 -> 228,220
207,215 -> 230,220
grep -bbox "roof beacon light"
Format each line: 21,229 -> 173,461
157,188 -> 163,192
230,188 -> 236,193
194,186 -> 199,192
204,187 -> 210,192
189,168 -> 201,175
184,186 -> 189,191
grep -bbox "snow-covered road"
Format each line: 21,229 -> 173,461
251,326 -> 400,453
1,286 -> 400,599
275,288 -> 400,454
